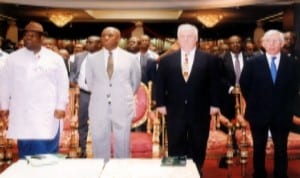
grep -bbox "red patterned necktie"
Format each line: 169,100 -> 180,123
182,53 -> 189,82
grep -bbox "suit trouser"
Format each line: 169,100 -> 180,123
78,90 -> 90,155
250,120 -> 289,178
90,107 -> 131,163
166,107 -> 210,168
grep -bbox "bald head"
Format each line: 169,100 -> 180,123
101,27 -> 121,51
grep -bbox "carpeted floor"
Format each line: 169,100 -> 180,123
202,158 -> 300,178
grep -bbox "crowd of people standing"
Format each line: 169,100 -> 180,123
0,20 -> 299,178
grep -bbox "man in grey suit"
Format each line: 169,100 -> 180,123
69,35 -> 101,157
85,27 -> 141,162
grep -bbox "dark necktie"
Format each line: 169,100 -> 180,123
234,54 -> 241,84
107,51 -> 113,79
270,56 -> 277,83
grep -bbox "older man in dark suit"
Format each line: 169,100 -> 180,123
156,23 -> 220,176
239,29 -> 298,178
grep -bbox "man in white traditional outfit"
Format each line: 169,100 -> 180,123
0,21 -> 69,158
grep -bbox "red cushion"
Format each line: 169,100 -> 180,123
132,85 -> 148,125
207,131 -> 227,150
130,132 -> 152,153
287,132 -> 300,149
206,130 -> 228,159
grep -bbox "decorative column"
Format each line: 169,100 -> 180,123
5,20 -> 18,44
131,21 -> 144,38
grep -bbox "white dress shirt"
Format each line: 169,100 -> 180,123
0,47 -> 69,139
228,52 -> 244,93
266,53 -> 280,70
78,53 -> 91,91
230,52 -> 244,71
103,47 -> 119,69
136,49 -> 159,61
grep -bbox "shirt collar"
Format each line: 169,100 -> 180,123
266,53 -> 280,61
103,47 -> 119,55
181,48 -> 196,58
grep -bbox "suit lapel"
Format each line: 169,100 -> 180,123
225,54 -> 236,79
275,54 -> 287,86
242,53 -> 247,63
175,51 -> 186,83
188,50 -> 199,82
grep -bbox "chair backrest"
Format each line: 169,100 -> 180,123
63,87 -> 79,131
132,83 -> 151,129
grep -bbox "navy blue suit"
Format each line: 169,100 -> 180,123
156,49 -> 220,168
239,53 -> 297,178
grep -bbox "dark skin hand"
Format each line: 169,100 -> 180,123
54,110 -> 65,119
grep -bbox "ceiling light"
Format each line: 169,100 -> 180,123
49,14 -> 73,27
197,14 -> 223,28
85,10 -> 182,20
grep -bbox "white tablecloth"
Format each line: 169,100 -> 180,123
0,159 -> 104,178
100,158 -> 200,178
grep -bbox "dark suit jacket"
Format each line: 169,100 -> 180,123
294,59 -> 300,117
141,57 -> 157,101
139,54 -> 156,85
63,59 -> 70,76
220,52 -> 247,119
69,51 -> 88,84
240,53 -> 297,128
156,49 -> 220,123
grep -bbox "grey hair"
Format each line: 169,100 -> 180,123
177,23 -> 198,40
262,29 -> 284,43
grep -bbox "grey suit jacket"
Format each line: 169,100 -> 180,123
69,51 -> 88,84
85,47 -> 141,129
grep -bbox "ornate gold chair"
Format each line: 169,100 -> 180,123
0,116 -> 14,164
205,115 -> 229,159
235,90 -> 300,160
59,87 -> 80,158
87,82 -> 162,158
129,82 -> 161,158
